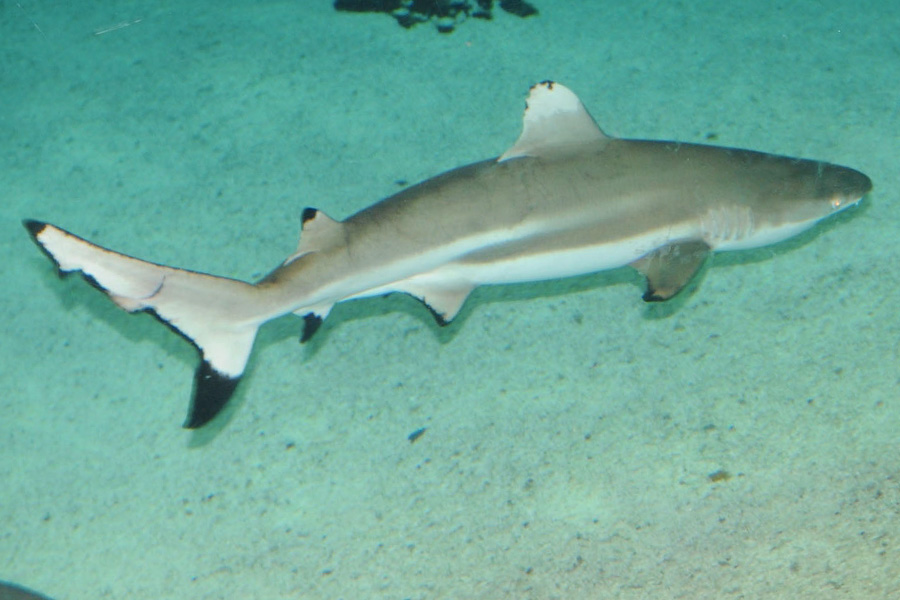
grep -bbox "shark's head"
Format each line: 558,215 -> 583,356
770,159 -> 872,230
707,157 -> 871,251
813,161 -> 872,212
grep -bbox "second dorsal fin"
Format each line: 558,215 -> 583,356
284,207 -> 343,265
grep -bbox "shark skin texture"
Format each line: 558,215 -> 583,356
24,81 -> 872,428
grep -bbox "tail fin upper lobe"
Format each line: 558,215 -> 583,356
24,220 -> 261,428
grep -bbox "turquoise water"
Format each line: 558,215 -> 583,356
2,1 -> 897,598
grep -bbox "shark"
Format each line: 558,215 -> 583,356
24,81 -> 872,428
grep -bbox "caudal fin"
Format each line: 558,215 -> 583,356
24,220 -> 262,428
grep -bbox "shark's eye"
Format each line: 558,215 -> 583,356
830,196 -> 843,210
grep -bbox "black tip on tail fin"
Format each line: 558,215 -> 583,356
23,219 -> 62,270
183,360 -> 242,428
23,219 -> 47,237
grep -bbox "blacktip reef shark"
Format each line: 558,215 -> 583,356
24,81 -> 871,428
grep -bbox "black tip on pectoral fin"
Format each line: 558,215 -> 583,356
183,360 -> 242,429
641,288 -> 669,303
631,240 -> 711,303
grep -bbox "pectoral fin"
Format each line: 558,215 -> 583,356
631,240 -> 710,302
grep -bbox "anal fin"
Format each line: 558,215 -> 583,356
294,304 -> 333,343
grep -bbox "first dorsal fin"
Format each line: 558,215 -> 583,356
284,207 -> 344,265
499,81 -> 609,162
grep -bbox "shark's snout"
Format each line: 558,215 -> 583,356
818,164 -> 872,210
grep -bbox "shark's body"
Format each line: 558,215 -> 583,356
25,82 -> 871,428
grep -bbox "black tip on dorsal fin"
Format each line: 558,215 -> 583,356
301,207 -> 318,226
183,360 -> 241,428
